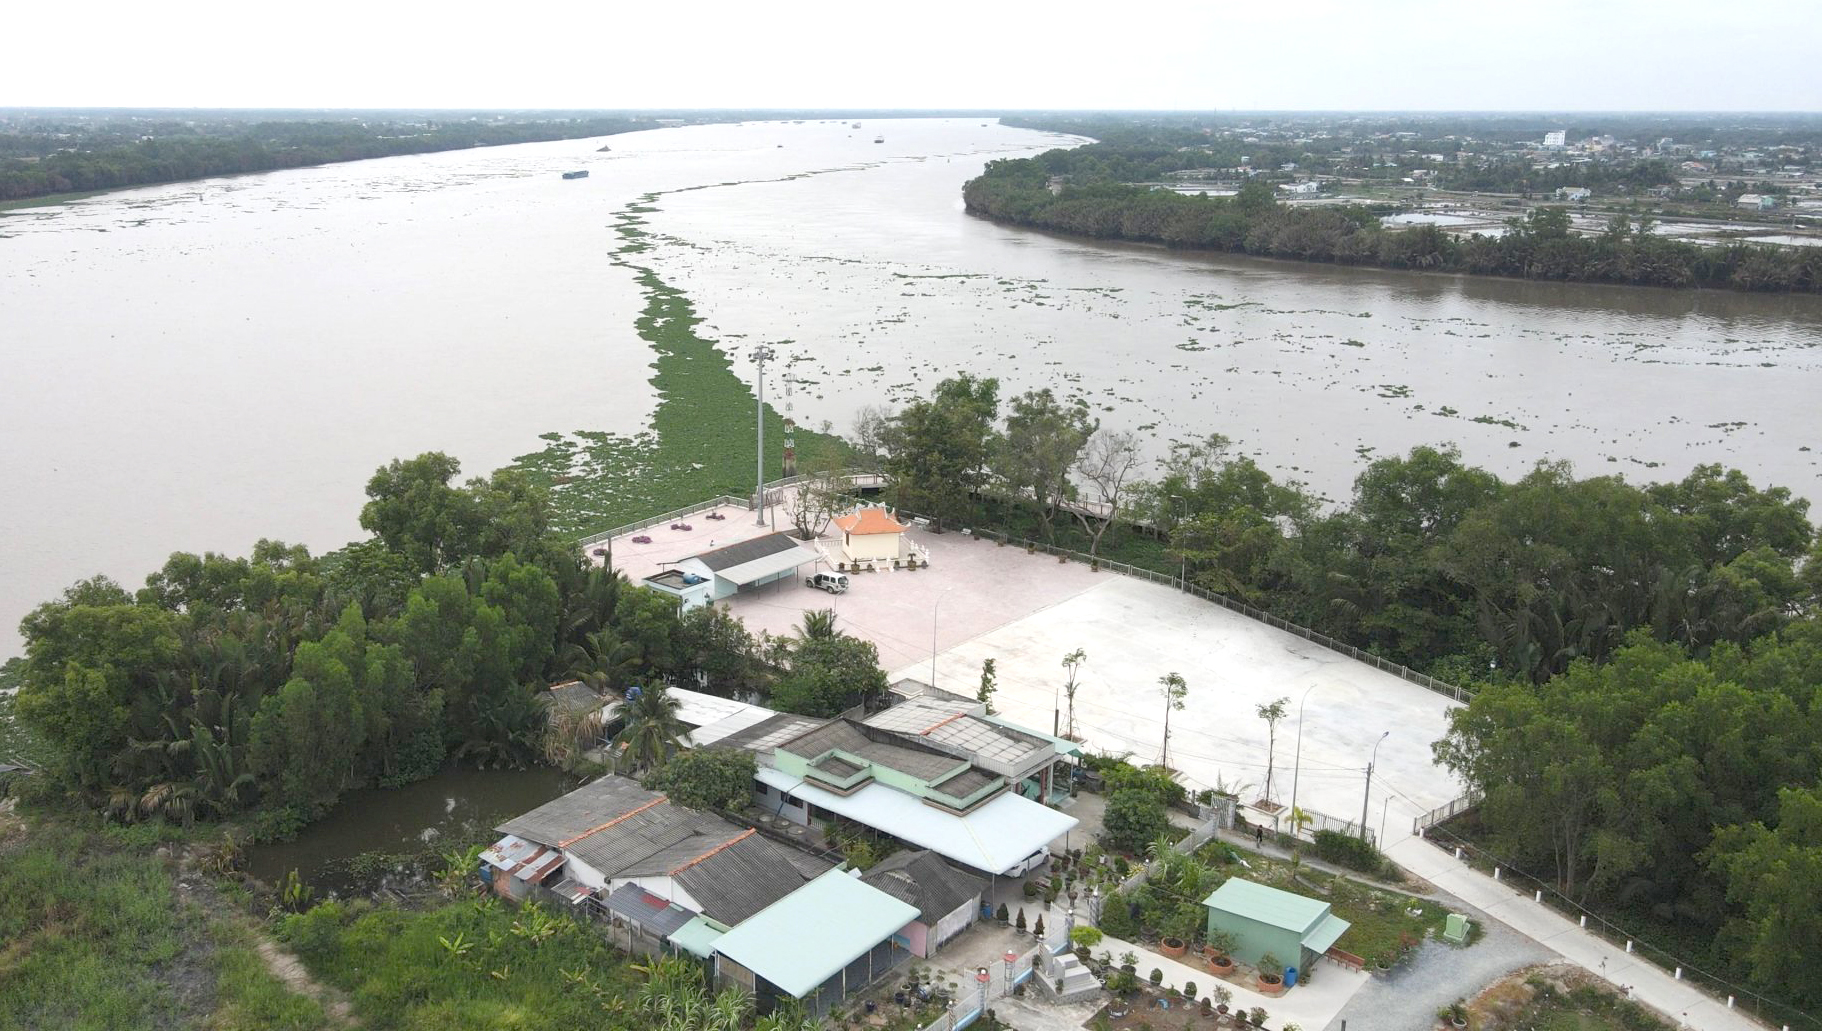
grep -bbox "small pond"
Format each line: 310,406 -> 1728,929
246,765 -> 578,896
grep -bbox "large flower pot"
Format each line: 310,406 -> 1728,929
1256,973 -> 1285,997
1208,954 -> 1236,979
1160,937 -> 1187,959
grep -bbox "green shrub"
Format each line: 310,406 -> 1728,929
1312,829 -> 1385,874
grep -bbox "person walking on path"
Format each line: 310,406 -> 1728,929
1254,825 -> 1264,848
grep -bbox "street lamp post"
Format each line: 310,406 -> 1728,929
1288,682 -> 1320,840
1380,795 -> 1391,847
1361,730 -> 1389,843
931,588 -> 953,689
1170,494 -> 1188,591
752,345 -> 775,525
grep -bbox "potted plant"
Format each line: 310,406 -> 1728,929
1439,1000 -> 1467,1028
996,903 -> 1010,926
1160,935 -> 1187,958
1205,930 -> 1237,978
1033,914 -> 1046,940
1212,985 -> 1232,1015
1183,980 -> 1197,1005
1249,1009 -> 1268,1028
1256,954 -> 1285,997
1148,968 -> 1163,987
1120,951 -> 1138,974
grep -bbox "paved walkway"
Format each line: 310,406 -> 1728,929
1386,836 -> 1772,1031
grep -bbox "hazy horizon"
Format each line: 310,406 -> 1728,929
4,0 -> 1818,113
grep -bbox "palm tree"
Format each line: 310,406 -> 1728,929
613,683 -> 686,773
565,628 -> 642,693
796,609 -> 837,641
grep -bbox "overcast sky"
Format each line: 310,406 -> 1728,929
4,0 -> 1818,112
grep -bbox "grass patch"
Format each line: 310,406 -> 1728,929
278,896 -> 639,1031
206,928 -> 333,1031
0,818 -> 200,1030
512,191 -> 853,536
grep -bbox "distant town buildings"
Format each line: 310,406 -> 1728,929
1556,187 -> 1592,202
1544,130 -> 1567,148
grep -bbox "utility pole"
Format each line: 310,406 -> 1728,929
1170,494 -> 1187,591
1362,730 -> 1389,844
752,345 -> 775,525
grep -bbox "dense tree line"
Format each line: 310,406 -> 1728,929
1436,158 -> 1675,195
1434,627 -> 1822,1012
11,452 -> 900,835
963,157 -> 1822,292
876,377 -> 1822,687
0,115 -> 647,202
875,372 -> 1822,1011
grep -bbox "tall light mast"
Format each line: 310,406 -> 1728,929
752,345 -> 775,525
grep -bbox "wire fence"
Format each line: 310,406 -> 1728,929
1421,819 -> 1816,1031
1411,791 -> 1482,836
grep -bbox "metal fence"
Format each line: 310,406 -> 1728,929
572,468 -> 886,551
1412,792 -> 1482,836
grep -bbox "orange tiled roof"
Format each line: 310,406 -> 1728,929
834,507 -> 909,536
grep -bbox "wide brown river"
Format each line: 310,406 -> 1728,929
3,118 -> 1819,657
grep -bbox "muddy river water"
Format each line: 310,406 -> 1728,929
3,117 -> 1819,658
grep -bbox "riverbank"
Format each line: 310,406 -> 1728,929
962,159 -> 1822,294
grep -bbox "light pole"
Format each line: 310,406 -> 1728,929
1170,494 -> 1188,591
1288,682 -> 1320,840
752,345 -> 775,525
1380,795 -> 1391,847
931,587 -> 954,689
1361,730 -> 1389,844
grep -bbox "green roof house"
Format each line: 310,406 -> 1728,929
1202,878 -> 1350,986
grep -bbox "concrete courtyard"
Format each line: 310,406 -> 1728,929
600,502 -> 1466,849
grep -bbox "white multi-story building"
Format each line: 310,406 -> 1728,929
1544,130 -> 1567,148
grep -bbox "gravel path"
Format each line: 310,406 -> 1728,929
1321,900 -> 1552,1031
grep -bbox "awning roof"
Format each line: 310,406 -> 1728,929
1304,912 -> 1352,955
711,869 -> 918,997
757,767 -> 1077,876
670,914 -> 731,958
712,539 -> 824,585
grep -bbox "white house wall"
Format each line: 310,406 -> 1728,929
931,898 -> 979,953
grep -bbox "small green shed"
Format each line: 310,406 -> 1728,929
1203,878 -> 1351,982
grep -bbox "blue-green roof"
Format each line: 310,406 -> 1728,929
670,914 -> 731,959
712,869 -> 918,997
1303,912 -> 1352,954
1204,878 -> 1331,935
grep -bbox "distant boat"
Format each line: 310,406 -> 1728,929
562,170 -> 589,180
851,122 -> 861,129
874,135 -> 884,144
596,144 -> 612,152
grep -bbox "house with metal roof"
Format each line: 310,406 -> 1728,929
713,867 -> 919,1017
860,850 -> 989,958
660,533 -> 826,606
486,776 -> 830,932
1202,878 -> 1351,987
719,713 -> 1077,877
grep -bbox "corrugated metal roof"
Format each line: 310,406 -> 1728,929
861,850 -> 988,925
712,869 -> 919,997
1304,911 -> 1352,954
757,766 -> 1076,875
689,533 -> 811,573
496,775 -> 823,925
1203,878 -> 1332,935
603,883 -> 697,936
670,915 -> 731,958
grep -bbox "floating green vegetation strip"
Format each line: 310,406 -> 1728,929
511,190 -> 852,537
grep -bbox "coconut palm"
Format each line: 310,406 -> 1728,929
796,608 -> 838,641
613,682 -> 686,773
566,628 -> 643,693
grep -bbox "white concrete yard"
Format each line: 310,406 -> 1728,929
604,507 -> 1465,842
887,574 -> 1466,843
